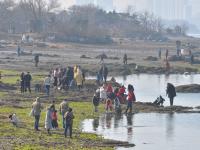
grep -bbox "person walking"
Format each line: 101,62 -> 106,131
59,99 -> 69,128
123,53 -> 128,65
125,84 -> 136,114
24,72 -> 32,93
44,75 -> 51,96
64,108 -> 74,138
166,83 -> 176,106
32,97 -> 43,131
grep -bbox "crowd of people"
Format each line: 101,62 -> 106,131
92,83 -> 136,114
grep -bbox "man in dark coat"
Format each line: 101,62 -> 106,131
166,83 -> 176,106
24,72 -> 32,93
100,65 -> 108,83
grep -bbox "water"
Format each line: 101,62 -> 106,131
88,74 -> 200,107
187,33 -> 200,38
82,113 -> 200,150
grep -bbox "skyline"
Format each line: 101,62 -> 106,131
59,0 -> 200,27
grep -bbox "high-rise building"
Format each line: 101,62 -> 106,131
75,0 -> 95,5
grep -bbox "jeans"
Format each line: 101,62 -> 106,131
45,85 -> 50,96
34,115 -> 40,130
125,101 -> 133,113
64,124 -> 72,138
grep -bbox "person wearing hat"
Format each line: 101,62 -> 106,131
125,84 -> 136,114
32,97 -> 43,131
59,99 -> 69,128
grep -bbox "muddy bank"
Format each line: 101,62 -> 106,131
133,102 -> 200,113
176,84 -> 200,93
84,63 -> 198,76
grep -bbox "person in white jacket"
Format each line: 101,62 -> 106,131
44,75 -> 52,96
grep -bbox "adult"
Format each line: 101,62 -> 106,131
123,53 -> 128,65
34,54 -> 39,67
100,65 -> 108,83
59,99 -> 69,128
32,97 -> 42,131
53,68 -> 59,88
17,45 -> 21,57
24,72 -> 32,93
165,49 -> 169,60
20,72 -> 25,93
44,75 -> 51,96
64,108 -> 74,138
158,48 -> 161,59
45,105 -> 54,135
75,67 -> 83,90
166,83 -> 176,106
125,84 -> 136,114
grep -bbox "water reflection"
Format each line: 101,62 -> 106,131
166,113 -> 175,139
92,118 -> 99,131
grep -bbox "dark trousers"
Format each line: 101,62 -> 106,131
125,101 -> 133,113
64,124 -> 72,138
170,97 -> 174,106
34,115 -> 40,130
25,83 -> 31,93
21,81 -> 25,93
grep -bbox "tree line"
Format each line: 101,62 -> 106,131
0,0 -> 188,44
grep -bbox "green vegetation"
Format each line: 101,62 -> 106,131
0,70 -> 115,150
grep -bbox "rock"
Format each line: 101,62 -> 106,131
80,55 -> 91,59
176,84 -> 200,93
36,42 -> 47,47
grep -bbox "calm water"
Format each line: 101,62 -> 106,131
82,113 -> 200,150
89,74 -> 200,107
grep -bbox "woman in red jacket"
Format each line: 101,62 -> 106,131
125,84 -> 136,114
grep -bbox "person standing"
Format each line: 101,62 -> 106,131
92,92 -> 100,113
64,108 -> 74,138
166,83 -> 176,106
158,48 -> 161,59
34,54 -> 39,67
123,53 -> 128,65
45,106 -> 54,135
24,72 -> 32,93
44,75 -> 51,96
20,72 -> 25,93
125,84 -> 136,114
59,99 -> 69,128
17,45 -> 21,57
165,49 -> 169,60
32,97 -> 43,131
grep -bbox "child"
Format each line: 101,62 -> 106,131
51,110 -> 58,129
105,98 -> 113,112
9,113 -> 19,127
92,92 -> 100,113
